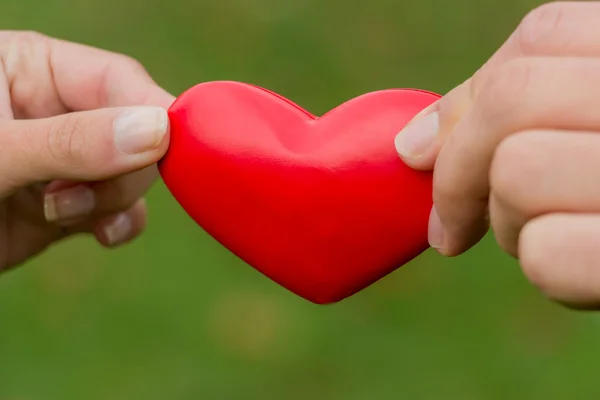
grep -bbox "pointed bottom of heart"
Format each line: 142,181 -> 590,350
247,247 -> 431,305
158,81 -> 439,304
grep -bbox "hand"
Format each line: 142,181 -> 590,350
394,2 -> 600,309
0,31 -> 174,271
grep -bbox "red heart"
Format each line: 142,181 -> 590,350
158,81 -> 439,304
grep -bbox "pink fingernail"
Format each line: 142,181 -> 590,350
103,213 -> 133,246
44,186 -> 95,222
428,206 -> 443,250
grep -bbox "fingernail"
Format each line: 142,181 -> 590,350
395,110 -> 439,159
428,205 -> 444,250
104,213 -> 133,246
44,186 -> 95,222
114,107 -> 168,154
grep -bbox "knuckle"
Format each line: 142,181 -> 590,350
490,135 -> 524,197
478,58 -> 533,121
1,31 -> 52,115
99,53 -> 153,105
490,131 -> 545,215
469,67 -> 487,99
9,30 -> 49,46
45,115 -> 87,165
115,53 -> 147,74
516,2 -> 568,54
0,31 -> 19,48
4,30 -> 50,59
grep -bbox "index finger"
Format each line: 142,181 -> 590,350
47,36 -> 175,110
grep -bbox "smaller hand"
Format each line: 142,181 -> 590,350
0,31 -> 175,271
395,2 -> 600,309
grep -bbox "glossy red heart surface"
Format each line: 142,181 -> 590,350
158,81 -> 440,304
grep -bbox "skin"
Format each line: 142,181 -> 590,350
395,1 -> 600,309
0,31 -> 174,272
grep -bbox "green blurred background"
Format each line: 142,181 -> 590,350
1,0 -> 598,399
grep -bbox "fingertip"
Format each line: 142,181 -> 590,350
107,105 -> 171,172
394,107 -> 440,171
94,198 -> 147,247
113,106 -> 169,154
433,209 -> 489,258
396,142 -> 440,171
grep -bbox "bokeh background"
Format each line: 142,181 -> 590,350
1,0 -> 598,399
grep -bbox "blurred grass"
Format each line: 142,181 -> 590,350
1,0 -> 599,399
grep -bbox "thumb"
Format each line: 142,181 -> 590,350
394,80 -> 474,170
0,106 -> 169,195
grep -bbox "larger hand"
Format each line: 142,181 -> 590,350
395,2 -> 600,308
